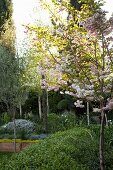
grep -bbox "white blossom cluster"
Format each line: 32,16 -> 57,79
93,99 -> 113,112
60,82 -> 95,108
60,91 -> 76,97
103,98 -> 113,110
99,71 -> 112,80
71,84 -> 94,98
37,66 -> 46,75
48,85 -> 60,92
74,100 -> 84,108
41,79 -> 48,89
93,108 -> 101,112
108,120 -> 112,125
56,64 -> 62,72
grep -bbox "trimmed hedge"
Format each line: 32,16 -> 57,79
1,126 -> 113,170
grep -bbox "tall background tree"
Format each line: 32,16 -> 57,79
0,0 -> 16,114
0,0 -> 21,152
0,0 -> 12,33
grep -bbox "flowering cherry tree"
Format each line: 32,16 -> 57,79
25,0 -> 113,169
84,11 -> 113,170
40,4 -> 113,169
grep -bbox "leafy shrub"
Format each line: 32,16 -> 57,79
48,91 -> 63,113
1,119 -> 34,133
28,134 -> 48,140
48,113 -> 77,132
0,134 -> 14,139
0,127 -> 99,170
16,129 -> 29,140
0,127 -> 29,139
2,112 -> 11,124
35,113 -> 77,134
89,125 -> 113,169
57,99 -> 69,111
0,127 -> 13,135
0,119 -> 35,139
47,113 -> 62,133
0,153 -> 13,166
2,126 -> 113,170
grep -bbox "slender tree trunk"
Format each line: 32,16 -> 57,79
99,32 -> 106,170
19,103 -> 22,118
38,95 -> 42,119
99,107 -> 105,170
12,106 -> 16,153
41,74 -> 48,134
6,102 -> 11,115
87,101 -> 90,126
5,103 -> 16,152
42,88 -> 48,134
47,90 -> 49,115
105,113 -> 108,127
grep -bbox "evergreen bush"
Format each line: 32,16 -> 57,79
1,127 -> 111,170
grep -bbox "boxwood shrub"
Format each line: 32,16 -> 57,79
1,126 -> 113,170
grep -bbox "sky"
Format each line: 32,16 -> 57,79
101,0 -> 113,19
12,0 -> 50,53
12,0 -> 113,53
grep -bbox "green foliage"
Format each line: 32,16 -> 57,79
0,127 -> 13,135
0,127 -> 18,139
57,96 -> 75,112
0,153 -> 13,166
2,112 -> 11,124
48,91 -> 63,113
48,113 -> 76,133
23,90 -> 75,117
89,125 -> 113,169
35,113 -> 77,134
1,126 -> 113,170
23,90 -> 39,115
0,0 -> 12,32
57,99 -> 68,110
0,127 -> 94,169
0,46 -> 20,113
16,129 -> 28,140
0,125 -> 34,140
70,0 -> 82,10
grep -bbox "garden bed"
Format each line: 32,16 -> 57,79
0,139 -> 38,152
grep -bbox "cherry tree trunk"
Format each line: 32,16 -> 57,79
105,113 -> 108,127
87,101 -> 90,126
12,106 -> 16,153
99,109 -> 105,170
47,90 -> 49,114
42,88 -> 48,134
38,95 -> 42,119
19,103 -> 22,118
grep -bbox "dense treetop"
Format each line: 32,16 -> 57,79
0,0 -> 12,32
